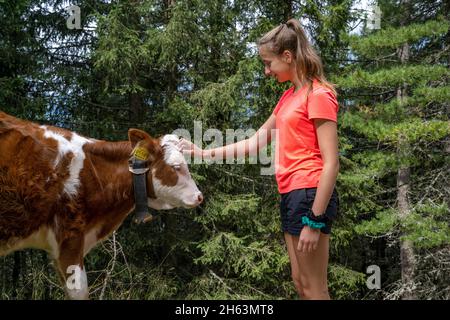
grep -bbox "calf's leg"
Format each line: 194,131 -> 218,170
55,235 -> 89,300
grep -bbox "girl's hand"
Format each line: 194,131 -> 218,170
177,138 -> 203,158
297,226 -> 320,253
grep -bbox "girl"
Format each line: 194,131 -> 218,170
178,19 -> 339,300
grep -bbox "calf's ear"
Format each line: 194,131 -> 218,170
128,129 -> 160,162
128,129 -> 152,148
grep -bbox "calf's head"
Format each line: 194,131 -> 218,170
128,129 -> 203,210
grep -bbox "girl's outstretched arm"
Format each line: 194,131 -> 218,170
178,114 -> 276,161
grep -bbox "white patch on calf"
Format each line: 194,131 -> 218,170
160,134 -> 185,167
65,133 -> 92,196
147,197 -> 175,210
41,126 -> 71,167
40,126 -> 92,197
151,168 -> 201,208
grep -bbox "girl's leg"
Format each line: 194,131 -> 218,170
284,232 -> 331,300
284,232 -> 304,297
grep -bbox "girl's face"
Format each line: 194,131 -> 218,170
259,45 -> 294,83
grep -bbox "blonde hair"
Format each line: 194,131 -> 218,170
258,18 -> 336,97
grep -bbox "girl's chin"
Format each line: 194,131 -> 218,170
273,74 -> 288,82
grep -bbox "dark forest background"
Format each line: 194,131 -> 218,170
0,0 -> 448,299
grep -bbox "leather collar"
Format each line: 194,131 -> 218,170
128,157 -> 155,224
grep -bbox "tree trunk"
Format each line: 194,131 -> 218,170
397,138 -> 416,300
129,91 -> 144,126
396,35 -> 417,299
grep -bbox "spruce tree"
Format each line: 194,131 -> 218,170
334,0 -> 449,299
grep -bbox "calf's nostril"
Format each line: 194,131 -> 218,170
197,194 -> 203,203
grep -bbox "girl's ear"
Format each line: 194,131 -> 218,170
282,50 -> 293,64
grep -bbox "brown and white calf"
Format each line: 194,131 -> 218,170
0,111 -> 202,299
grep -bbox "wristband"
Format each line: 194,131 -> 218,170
302,216 -> 326,230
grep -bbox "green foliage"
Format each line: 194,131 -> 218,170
348,18 -> 449,58
328,264 -> 366,300
93,3 -> 158,95
411,86 -> 450,108
195,232 -> 288,283
401,202 -> 450,249
342,113 -> 450,145
333,65 -> 449,89
383,119 -> 449,144
355,209 -> 399,236
195,193 -> 261,231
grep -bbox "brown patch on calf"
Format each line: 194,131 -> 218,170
80,141 -> 135,240
0,114 -> 73,243
57,234 -> 84,277
154,160 -> 178,187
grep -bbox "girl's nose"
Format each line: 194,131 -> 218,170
264,67 -> 271,76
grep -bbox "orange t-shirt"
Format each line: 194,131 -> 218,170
272,80 -> 339,194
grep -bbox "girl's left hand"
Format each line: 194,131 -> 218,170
297,227 -> 320,253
